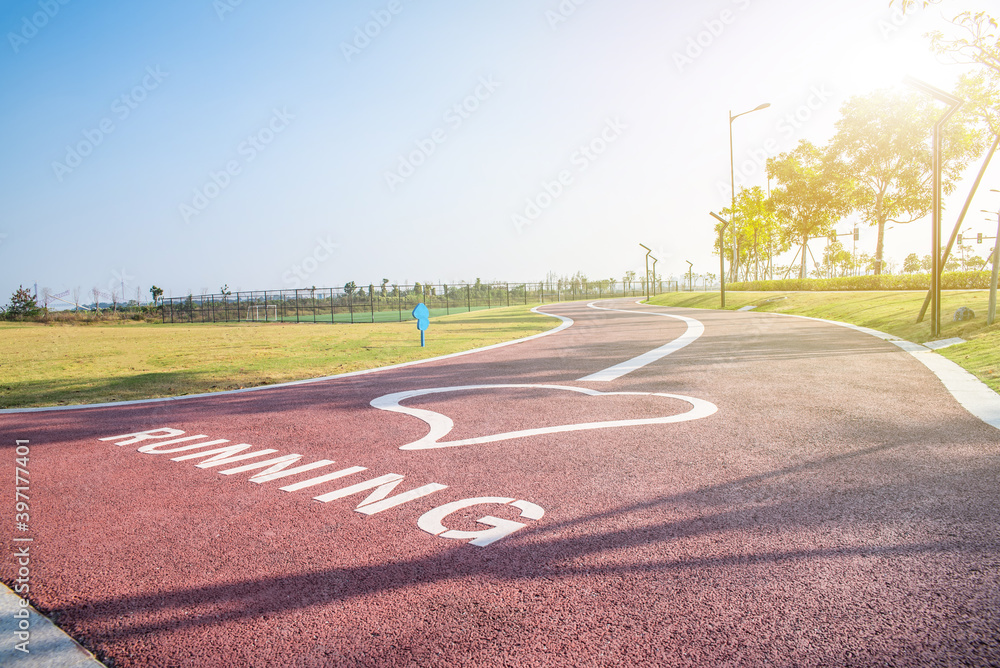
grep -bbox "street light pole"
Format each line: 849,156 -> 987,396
685,260 -> 693,292
729,102 -> 771,282
651,256 -> 658,297
905,76 -> 962,338
639,243 -> 652,301
985,189 -> 1000,325
710,211 -> 730,308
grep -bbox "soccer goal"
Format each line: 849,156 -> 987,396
246,305 -> 278,321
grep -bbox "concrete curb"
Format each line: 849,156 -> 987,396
0,584 -> 105,667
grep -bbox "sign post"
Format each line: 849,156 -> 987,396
412,302 -> 430,347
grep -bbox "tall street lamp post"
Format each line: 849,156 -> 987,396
729,102 -> 770,281
710,212 -> 730,308
640,243 -> 652,301
984,188 -> 1000,325
905,76 -> 962,338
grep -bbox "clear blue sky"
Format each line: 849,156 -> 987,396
1,0 -> 998,303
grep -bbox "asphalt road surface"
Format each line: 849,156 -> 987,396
2,299 -> 999,667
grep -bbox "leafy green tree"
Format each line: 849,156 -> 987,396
827,89 -> 983,275
149,285 -> 163,306
767,140 -> 851,279
5,285 -> 40,321
903,252 -> 922,274
819,240 -> 854,278
344,281 -> 357,296
719,186 -> 787,281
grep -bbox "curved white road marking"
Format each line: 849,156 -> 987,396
0,305 -> 575,414
370,383 -> 718,450
577,301 -> 705,382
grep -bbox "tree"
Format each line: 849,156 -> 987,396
903,252 -> 922,274
623,270 -> 636,293
897,5 -> 998,133
820,240 -> 854,278
344,281 -> 358,296
827,89 -> 983,275
149,285 -> 163,306
719,186 -> 787,281
767,140 -> 851,279
5,285 -> 40,321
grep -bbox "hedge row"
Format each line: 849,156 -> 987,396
727,271 -> 995,292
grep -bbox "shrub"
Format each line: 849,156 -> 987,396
4,285 -> 41,321
727,271 -> 992,292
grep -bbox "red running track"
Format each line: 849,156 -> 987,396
2,299 -> 999,666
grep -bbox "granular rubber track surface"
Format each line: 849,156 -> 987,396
2,300 -> 999,667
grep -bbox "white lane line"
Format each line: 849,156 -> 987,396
370,383 -> 718,450
0,306 -> 575,414
777,313 -> 1000,431
577,301 -> 704,382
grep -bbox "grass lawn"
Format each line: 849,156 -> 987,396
0,305 -> 557,409
647,290 -> 1000,393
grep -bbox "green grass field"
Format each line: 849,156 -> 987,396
0,305 -> 557,409
273,305 -> 495,324
647,290 -> 1000,393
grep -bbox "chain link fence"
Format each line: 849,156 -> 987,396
160,281 -> 679,324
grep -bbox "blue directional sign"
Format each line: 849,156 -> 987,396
412,303 -> 430,346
